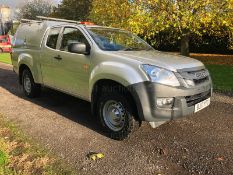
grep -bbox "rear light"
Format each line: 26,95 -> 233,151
80,21 -> 94,25
8,36 -> 11,44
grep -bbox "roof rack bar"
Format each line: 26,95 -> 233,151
36,16 -> 81,24
21,19 -> 42,23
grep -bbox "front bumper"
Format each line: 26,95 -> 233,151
128,81 -> 212,122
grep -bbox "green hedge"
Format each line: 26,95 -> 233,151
146,29 -> 233,54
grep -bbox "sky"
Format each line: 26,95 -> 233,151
0,0 -> 60,8
0,0 -> 61,19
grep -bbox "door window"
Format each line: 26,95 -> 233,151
46,28 -> 60,49
60,27 -> 89,52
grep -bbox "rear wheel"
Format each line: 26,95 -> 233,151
22,69 -> 41,98
97,92 -> 140,140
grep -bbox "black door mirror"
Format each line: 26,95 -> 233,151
68,42 -> 90,55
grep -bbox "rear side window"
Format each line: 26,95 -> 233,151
46,28 -> 60,49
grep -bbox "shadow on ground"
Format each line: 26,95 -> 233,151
0,66 -> 104,137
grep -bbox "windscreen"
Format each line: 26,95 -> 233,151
87,27 -> 153,51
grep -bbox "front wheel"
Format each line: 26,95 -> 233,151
22,69 -> 41,98
97,93 -> 140,140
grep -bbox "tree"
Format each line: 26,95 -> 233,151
51,0 -> 92,21
90,0 -> 233,56
89,0 -> 132,28
132,0 -> 233,56
16,0 -> 53,20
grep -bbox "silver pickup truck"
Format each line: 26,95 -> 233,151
12,17 -> 212,140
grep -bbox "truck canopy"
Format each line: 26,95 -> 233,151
14,21 -> 67,49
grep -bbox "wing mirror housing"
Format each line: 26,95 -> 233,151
68,42 -> 90,55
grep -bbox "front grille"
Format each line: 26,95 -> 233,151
193,76 -> 209,85
185,90 -> 211,107
179,69 -> 210,87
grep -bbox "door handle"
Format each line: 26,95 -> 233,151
54,55 -> 62,60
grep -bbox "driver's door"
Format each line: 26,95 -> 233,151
52,27 -> 91,99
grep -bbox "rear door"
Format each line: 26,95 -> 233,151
40,27 -> 62,87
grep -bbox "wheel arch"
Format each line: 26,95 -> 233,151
19,64 -> 33,85
18,53 -> 39,84
91,79 -> 141,122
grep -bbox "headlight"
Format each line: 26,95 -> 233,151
141,64 -> 180,87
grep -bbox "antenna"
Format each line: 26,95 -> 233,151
36,16 -> 81,24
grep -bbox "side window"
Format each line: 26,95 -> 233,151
60,27 -> 89,52
0,37 -> 7,43
46,28 -> 60,49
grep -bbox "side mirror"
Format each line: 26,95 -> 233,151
68,42 -> 90,55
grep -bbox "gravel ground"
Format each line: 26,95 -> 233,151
0,62 -> 233,175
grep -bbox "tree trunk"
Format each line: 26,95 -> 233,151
180,33 -> 190,56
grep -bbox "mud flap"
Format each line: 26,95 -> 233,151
149,121 -> 166,128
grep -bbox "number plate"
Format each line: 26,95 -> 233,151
194,98 -> 210,113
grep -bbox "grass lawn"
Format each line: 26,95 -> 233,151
192,53 -> 233,93
0,53 -> 11,65
191,53 -> 233,66
0,115 -> 76,175
206,64 -> 233,92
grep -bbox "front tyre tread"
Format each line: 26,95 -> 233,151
97,93 -> 140,140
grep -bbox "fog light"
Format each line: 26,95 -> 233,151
156,98 -> 174,108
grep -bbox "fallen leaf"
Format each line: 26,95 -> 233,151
216,157 -> 224,161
